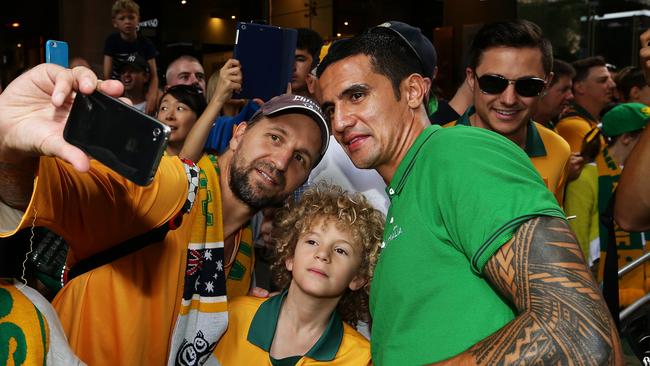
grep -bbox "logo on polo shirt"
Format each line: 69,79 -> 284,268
386,224 -> 403,243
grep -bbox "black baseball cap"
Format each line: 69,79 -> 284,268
374,21 -> 437,79
118,53 -> 150,73
250,94 -> 330,164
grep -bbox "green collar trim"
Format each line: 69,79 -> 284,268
247,290 -> 343,361
387,125 -> 441,197
455,106 -> 546,157
524,121 -> 547,157
561,102 -> 598,123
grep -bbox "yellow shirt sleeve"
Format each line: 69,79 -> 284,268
4,156 -> 188,261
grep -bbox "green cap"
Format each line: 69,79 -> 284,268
601,102 -> 650,137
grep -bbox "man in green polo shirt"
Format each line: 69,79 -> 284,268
444,23 -> 571,205
317,20 -> 622,365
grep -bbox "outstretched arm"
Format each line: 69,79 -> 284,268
614,29 -> 650,231
616,126 -> 650,231
179,59 -> 242,162
0,64 -> 123,210
435,217 -> 623,365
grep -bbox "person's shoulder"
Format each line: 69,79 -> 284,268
535,122 -> 571,155
341,322 -> 370,344
430,123 -> 518,151
574,163 -> 598,183
333,322 -> 371,364
104,32 -> 121,50
557,114 -> 590,127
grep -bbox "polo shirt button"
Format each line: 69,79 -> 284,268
388,188 -> 395,195
380,241 -> 386,248
390,217 -> 394,223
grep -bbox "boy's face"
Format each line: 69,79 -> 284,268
113,10 -> 139,36
285,217 -> 366,298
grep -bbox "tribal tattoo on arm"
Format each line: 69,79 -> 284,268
460,217 -> 623,365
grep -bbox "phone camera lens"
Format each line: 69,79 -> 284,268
153,128 -> 161,138
241,24 -> 246,30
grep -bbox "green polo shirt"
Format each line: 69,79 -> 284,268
370,124 -> 565,365
249,290 -> 343,365
455,106 -> 547,157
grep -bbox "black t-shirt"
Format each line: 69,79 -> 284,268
104,32 -> 158,80
429,99 -> 460,125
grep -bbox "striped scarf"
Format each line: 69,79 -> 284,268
169,154 -> 254,366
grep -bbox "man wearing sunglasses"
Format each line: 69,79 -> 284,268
444,21 -> 570,205
318,20 -> 621,365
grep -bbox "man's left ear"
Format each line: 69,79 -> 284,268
348,275 -> 367,291
405,73 -> 428,109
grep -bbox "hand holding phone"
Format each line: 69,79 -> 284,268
64,91 -> 170,186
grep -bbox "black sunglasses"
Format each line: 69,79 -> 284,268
476,74 -> 546,98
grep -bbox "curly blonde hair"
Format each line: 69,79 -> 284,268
270,183 -> 385,327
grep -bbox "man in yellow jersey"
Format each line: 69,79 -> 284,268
0,64 -> 329,365
443,24 -> 570,204
556,56 -> 616,152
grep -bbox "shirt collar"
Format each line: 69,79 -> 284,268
455,106 -> 546,157
247,290 -> 344,361
386,125 -> 441,198
563,101 -> 598,123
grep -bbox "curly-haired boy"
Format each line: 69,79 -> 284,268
214,183 -> 384,365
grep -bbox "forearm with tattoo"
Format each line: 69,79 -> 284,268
445,217 -> 622,365
0,160 -> 37,211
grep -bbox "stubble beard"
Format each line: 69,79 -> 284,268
228,156 -> 288,211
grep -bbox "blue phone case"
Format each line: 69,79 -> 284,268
233,22 -> 297,101
45,40 -> 69,67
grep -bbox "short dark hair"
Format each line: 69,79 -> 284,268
617,67 -> 646,101
467,20 -> 553,75
317,27 -> 423,100
296,28 -> 324,69
550,59 -> 575,86
572,56 -> 607,83
159,85 -> 207,116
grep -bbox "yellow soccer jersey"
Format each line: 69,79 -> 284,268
214,295 -> 372,365
2,154 -> 254,365
446,107 -> 570,204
